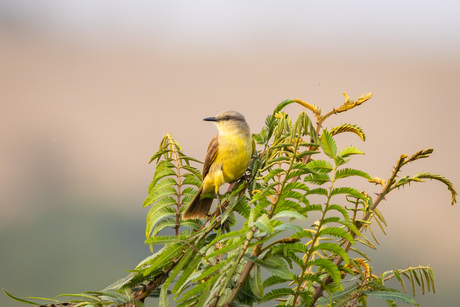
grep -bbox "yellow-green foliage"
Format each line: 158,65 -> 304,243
6,93 -> 457,307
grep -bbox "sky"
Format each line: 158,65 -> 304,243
1,1 -> 460,306
2,0 -> 460,56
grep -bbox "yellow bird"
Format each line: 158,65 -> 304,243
182,110 -> 254,220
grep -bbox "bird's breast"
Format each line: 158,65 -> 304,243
217,133 -> 252,182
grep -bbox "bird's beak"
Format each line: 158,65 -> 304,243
203,116 -> 218,122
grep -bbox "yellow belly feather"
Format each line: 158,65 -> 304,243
202,132 -> 252,195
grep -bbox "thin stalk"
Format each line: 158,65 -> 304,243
309,154 -> 408,305
293,163 -> 337,305
170,138 -> 183,236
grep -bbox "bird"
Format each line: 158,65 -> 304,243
182,110 -> 254,220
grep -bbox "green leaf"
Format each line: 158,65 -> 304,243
273,223 -> 303,234
272,210 -> 307,221
150,218 -> 177,237
421,267 -> 433,293
148,167 -> 176,193
172,254 -> 202,295
307,258 -> 342,286
306,187 -> 328,196
304,204 -> 323,212
247,255 -> 293,280
283,181 -> 310,192
261,288 -> 295,302
182,174 -> 202,187
161,248 -> 196,292
182,186 -> 198,197
296,150 -> 320,159
264,261 -> 293,280
152,177 -> 177,192
208,227 -> 249,246
335,168 -> 371,180
316,281 -> 359,306
314,242 -> 350,264
307,159 -> 333,173
286,165 -> 316,180
194,257 -> 231,282
56,293 -> 103,304
263,275 -> 290,288
177,274 -> 219,304
320,130 -> 337,159
285,242 -> 308,254
178,154 -> 202,164
330,123 -> 366,141
255,214 -> 274,234
331,187 -> 368,202
412,172 -> 456,205
273,99 -> 296,115
304,173 -> 330,185
325,204 -> 351,221
144,185 -> 177,207
204,236 -> 246,259
250,264 -> 264,299
282,189 -> 306,201
2,290 -> 41,305
334,155 -> 349,167
87,290 -> 130,304
322,216 -> 341,225
318,226 -> 355,244
182,165 -> 203,179
159,286 -> 170,307
338,146 -> 365,158
261,156 -> 291,171
149,149 -> 173,164
146,205 -> 175,238
363,291 -> 418,305
265,100 -> 296,141
143,243 -> 185,276
292,229 -> 314,240
274,199 -> 307,216
145,235 -> 186,245
270,142 -> 295,150
262,168 -> 285,183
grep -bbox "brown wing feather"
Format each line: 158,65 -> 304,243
202,135 -> 219,178
183,136 -> 218,220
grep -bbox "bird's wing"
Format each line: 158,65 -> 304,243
202,135 -> 219,178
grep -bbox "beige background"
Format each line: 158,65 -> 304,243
1,1 -> 459,306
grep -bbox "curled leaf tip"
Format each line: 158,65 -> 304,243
336,92 -> 373,113
294,98 -> 320,116
369,177 -> 386,186
356,92 -> 373,105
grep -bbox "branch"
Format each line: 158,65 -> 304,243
309,149 -> 429,305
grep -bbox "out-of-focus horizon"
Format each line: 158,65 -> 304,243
1,1 -> 459,306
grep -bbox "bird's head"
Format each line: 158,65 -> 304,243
203,110 -> 250,136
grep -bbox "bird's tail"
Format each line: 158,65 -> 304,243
182,186 -> 214,220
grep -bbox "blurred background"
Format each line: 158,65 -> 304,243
1,1 -> 459,306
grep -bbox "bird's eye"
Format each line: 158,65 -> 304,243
225,116 -> 230,120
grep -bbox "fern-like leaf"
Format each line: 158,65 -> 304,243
330,123 -> 366,141
320,130 -> 337,159
363,290 -> 417,305
306,159 -> 333,173
261,288 -> 295,302
307,258 -> 342,286
335,168 -> 371,180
